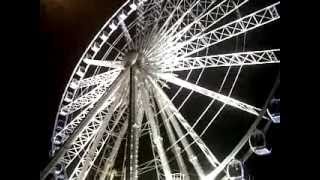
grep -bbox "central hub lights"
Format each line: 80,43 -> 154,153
124,50 -> 147,69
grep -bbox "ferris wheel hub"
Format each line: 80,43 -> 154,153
124,50 -> 148,70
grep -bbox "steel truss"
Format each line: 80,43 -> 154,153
42,1 -> 280,180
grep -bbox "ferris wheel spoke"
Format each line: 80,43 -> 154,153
61,88 -> 128,169
147,0 -> 206,55
149,76 -> 220,167
156,73 -> 265,118
60,83 -> 115,116
118,18 -> 133,48
70,119 -> 128,180
154,95 -> 190,180
157,2 -> 280,59
58,69 -> 121,116
55,99 -> 110,146
96,119 -> 128,180
72,96 -> 128,180
141,86 -> 173,180
161,0 -> 247,45
134,0 -> 163,50
40,71 -> 129,180
153,92 -> 206,178
158,0 -> 203,37
72,116 -> 127,180
157,0 -> 189,36
148,0 -> 248,59
60,101 -> 125,170
145,0 -> 205,56
156,49 -> 280,72
75,69 -> 121,89
83,58 -> 126,69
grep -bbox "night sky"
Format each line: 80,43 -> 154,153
40,0 -> 280,179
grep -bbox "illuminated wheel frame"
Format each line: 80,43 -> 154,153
41,0 -> 280,180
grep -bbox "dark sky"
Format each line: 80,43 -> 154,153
40,0 -> 280,179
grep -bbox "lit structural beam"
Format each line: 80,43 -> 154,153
98,119 -> 128,180
148,0 -> 248,60
61,82 -> 128,169
40,70 -> 129,180
140,86 -> 173,180
59,70 -> 121,115
154,91 -> 204,178
61,113 -> 109,168
156,73 -> 263,117
60,84 -> 115,116
204,73 -> 279,180
76,69 -> 121,88
158,0 -> 247,47
138,159 -> 158,175
174,0 -> 248,41
148,128 -> 162,180
138,0 -> 163,52
155,0 -> 185,37
125,67 -> 142,180
145,0 -> 209,57
149,75 -> 219,167
158,2 -> 280,59
180,1 -> 280,58
99,1 -> 153,60
83,58 -> 125,69
69,100 -> 127,180
127,101 -> 144,179
156,0 -> 204,40
133,0 -> 163,50
133,0 -> 144,49
54,101 -> 112,164
54,106 -> 91,142
118,14 -> 133,49
154,94 -> 190,180
75,93 -> 127,180
156,49 -> 280,72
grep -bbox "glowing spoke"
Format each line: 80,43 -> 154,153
74,96 -> 126,180
60,84 -> 115,116
141,86 -> 173,180
149,75 -> 220,168
157,2 -> 280,59
84,58 -> 126,69
156,49 -> 280,72
75,69 -> 121,89
155,73 -> 262,117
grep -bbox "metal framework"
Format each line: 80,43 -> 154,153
41,0 -> 280,180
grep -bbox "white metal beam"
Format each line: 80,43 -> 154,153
155,92 -> 205,178
98,119 -> 128,180
148,0 -> 249,60
84,58 -> 125,69
156,49 -> 280,72
157,2 -> 280,60
155,72 -> 263,117
149,75 -> 220,168
141,86 -> 173,180
74,96 -> 127,180
75,69 -> 121,89
155,95 -> 190,180
61,88 -> 128,169
40,70 -> 129,180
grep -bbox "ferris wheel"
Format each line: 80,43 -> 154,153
41,0 -> 280,180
